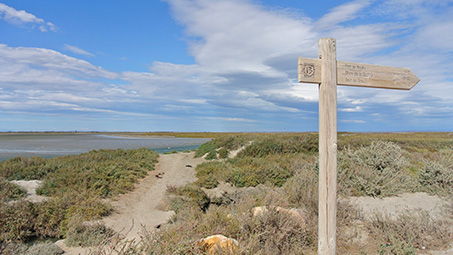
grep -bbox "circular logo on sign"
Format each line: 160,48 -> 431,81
304,64 -> 315,77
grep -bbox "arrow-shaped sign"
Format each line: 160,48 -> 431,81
298,57 -> 420,90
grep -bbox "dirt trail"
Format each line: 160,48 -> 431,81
102,152 -> 205,241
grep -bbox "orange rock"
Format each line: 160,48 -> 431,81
197,234 -> 239,254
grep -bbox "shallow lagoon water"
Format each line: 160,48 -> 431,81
0,134 -> 211,162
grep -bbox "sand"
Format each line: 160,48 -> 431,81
349,192 -> 449,220
102,152 -> 206,241
10,180 -> 48,203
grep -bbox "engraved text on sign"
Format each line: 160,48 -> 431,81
298,57 -> 420,90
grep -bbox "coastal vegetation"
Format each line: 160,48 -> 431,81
0,148 -> 158,251
135,132 -> 452,254
1,132 -> 452,254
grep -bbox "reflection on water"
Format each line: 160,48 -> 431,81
0,134 -> 211,162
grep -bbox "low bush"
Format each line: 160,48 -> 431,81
65,217 -> 115,247
283,160 -> 318,215
218,148 -> 229,159
237,134 -> 318,158
338,141 -> 415,197
1,242 -> 64,255
240,206 -> 315,254
418,149 -> 453,196
368,210 -> 453,254
166,184 -> 211,212
0,157 -> 52,180
204,150 -> 217,160
0,178 -> 26,202
36,148 -> 158,198
23,242 -> 64,255
195,161 -> 231,189
195,174 -> 219,189
0,200 -> 36,242
226,156 -> 292,188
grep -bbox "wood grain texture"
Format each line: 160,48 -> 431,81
298,58 -> 419,90
318,38 -> 338,255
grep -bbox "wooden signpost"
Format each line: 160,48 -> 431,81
298,38 -> 419,255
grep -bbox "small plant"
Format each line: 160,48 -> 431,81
368,210 -> 453,254
195,174 -> 219,189
167,184 -> 210,212
0,200 -> 35,242
418,149 -> 453,196
0,178 -> 27,202
225,157 -> 291,187
65,217 -> 115,247
205,150 -> 218,160
23,242 -> 64,255
218,148 -> 229,159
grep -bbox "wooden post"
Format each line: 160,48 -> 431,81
318,38 -> 337,255
298,38 -> 419,255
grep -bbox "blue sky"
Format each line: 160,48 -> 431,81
0,0 -> 452,132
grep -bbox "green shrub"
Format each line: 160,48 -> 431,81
33,197 -> 69,238
237,134 -> 318,158
195,175 -> 219,189
36,148 -> 158,198
0,201 -> 36,242
65,217 -> 115,247
0,157 -> 53,180
23,242 -> 64,255
338,141 -> 415,197
194,161 -> 230,189
195,161 -> 228,177
0,178 -> 26,202
225,157 -> 291,187
241,208 -> 315,254
205,150 -> 217,160
418,149 -> 453,196
195,142 -> 217,158
349,141 -> 409,171
368,211 -> 453,254
167,184 -> 210,212
283,160 -> 318,215
218,148 -> 229,159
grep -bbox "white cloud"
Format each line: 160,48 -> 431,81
0,3 -> 56,31
166,0 -> 315,73
341,119 -> 366,123
0,44 -> 118,90
339,106 -> 363,112
202,116 -> 256,123
315,0 -> 372,30
64,44 -> 95,57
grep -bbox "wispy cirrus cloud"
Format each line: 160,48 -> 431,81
314,0 -> 372,30
63,44 -> 95,57
0,3 -> 56,31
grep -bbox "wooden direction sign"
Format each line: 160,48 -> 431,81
298,38 -> 419,255
298,58 -> 420,90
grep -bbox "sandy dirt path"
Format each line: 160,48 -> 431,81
102,152 -> 205,241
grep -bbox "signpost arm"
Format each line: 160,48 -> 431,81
318,38 -> 338,255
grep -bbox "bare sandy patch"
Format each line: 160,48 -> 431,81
102,152 -> 205,241
10,180 -> 48,203
349,192 -> 449,220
